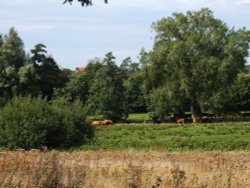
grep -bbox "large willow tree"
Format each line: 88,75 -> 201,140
150,8 -> 250,121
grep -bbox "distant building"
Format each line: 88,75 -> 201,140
75,67 -> 85,73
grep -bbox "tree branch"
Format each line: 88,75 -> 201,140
63,0 -> 108,6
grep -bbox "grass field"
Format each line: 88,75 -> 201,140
127,113 -> 150,123
0,150 -> 249,188
80,122 -> 250,151
1,122 -> 250,187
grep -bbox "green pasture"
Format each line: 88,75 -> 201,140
127,113 -> 150,123
89,112 -> 250,123
81,122 -> 250,151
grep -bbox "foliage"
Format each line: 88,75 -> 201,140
147,87 -> 171,121
55,72 -> 89,102
124,72 -> 147,113
37,56 -> 68,99
208,73 -> 250,113
50,97 -> 94,148
0,27 -> 26,104
19,44 -> 68,99
87,52 -> 128,121
232,73 -> 250,111
138,48 -> 153,96
121,57 -> 147,113
0,96 -> 52,149
0,30 -> 68,105
1,9 -> 250,122
120,57 -> 140,80
147,85 -> 189,121
55,58 -> 102,102
150,8 -> 250,119
1,27 -> 25,70
0,96 -> 94,149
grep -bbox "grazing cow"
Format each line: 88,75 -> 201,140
90,119 -> 113,126
176,117 -> 185,124
91,121 -> 102,126
101,119 -> 113,125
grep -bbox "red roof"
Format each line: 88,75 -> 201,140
75,67 -> 85,73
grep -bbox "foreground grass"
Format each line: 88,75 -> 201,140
81,122 -> 250,151
0,150 -> 249,188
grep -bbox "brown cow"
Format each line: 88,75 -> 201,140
176,117 -> 185,124
91,121 -> 102,126
90,119 -> 113,126
102,119 -> 113,125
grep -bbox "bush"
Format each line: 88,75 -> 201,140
50,97 -> 94,148
0,96 -> 94,149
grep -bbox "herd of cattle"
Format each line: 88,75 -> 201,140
87,112 -> 250,126
87,117 -> 200,126
87,119 -> 114,126
176,117 -> 201,124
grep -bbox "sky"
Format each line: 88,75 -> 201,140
1,0 -> 250,70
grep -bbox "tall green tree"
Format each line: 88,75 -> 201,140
1,27 -> 25,70
138,48 -> 153,96
120,57 -> 140,80
125,71 -> 147,113
0,27 -> 26,103
150,8 -> 250,121
0,34 -> 3,47
19,44 -> 68,99
87,52 -> 127,121
120,56 -> 146,113
0,33 -> 4,106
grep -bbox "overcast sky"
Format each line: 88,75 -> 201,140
1,0 -> 250,70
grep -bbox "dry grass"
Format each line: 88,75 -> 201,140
0,150 -> 249,188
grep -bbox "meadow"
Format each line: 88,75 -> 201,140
81,122 -> 250,151
1,121 -> 250,187
0,150 -> 249,188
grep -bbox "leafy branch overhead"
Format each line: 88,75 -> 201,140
63,0 -> 108,6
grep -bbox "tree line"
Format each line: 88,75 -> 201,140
1,8 -> 250,123
1,8 -> 250,149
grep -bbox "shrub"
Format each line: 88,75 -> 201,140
0,96 -> 94,149
50,97 -> 94,148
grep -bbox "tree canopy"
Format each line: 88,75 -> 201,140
0,27 -> 26,101
87,52 -> 127,121
0,28 -> 69,106
149,8 -> 250,121
1,8 -> 250,124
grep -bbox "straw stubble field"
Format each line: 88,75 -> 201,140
0,150 -> 249,188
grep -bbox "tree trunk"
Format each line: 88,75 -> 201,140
191,101 -> 202,123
